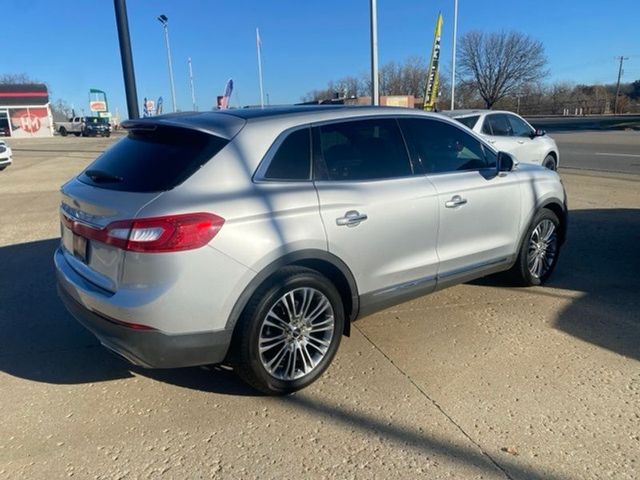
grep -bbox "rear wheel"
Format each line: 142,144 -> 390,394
508,209 -> 561,286
543,154 -> 557,170
74,132 -> 81,137
232,267 -> 344,395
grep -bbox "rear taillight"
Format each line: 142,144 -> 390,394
62,212 -> 224,253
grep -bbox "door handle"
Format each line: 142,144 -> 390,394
517,140 -> 525,144
445,195 -> 467,208
336,210 -> 368,227
488,139 -> 496,144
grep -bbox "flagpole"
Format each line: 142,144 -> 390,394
256,28 -> 265,108
188,57 -> 196,111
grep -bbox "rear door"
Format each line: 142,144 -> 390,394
59,125 -> 230,292
313,117 -> 440,306
399,117 -> 521,283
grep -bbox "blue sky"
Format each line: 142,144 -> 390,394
2,0 -> 638,118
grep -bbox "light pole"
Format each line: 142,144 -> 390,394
370,0 -> 379,106
450,0 -> 458,110
157,14 -> 177,112
113,0 -> 139,119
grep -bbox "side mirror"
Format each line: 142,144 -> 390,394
531,128 -> 546,138
497,151 -> 516,172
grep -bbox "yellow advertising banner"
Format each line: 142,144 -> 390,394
423,13 -> 443,111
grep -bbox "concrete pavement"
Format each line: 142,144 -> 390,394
0,135 -> 638,479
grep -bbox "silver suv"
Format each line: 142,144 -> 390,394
55,106 -> 567,394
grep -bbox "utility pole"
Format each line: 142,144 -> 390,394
614,56 -> 629,115
370,0 -> 379,106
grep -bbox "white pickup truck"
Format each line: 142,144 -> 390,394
56,117 -> 110,137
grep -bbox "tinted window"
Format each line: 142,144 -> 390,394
485,114 -> 512,136
263,128 -> 311,180
318,118 -> 412,181
79,126 -> 228,192
400,118 -> 492,173
455,115 -> 480,129
507,115 -> 533,137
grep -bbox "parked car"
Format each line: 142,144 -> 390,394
56,116 -> 111,138
0,140 -> 12,170
55,106 -> 567,394
442,110 -> 560,170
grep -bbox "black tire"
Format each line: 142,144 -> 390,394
231,266 -> 344,395
74,132 -> 81,137
543,154 -> 557,171
59,127 -> 67,137
508,209 -> 561,286
104,131 -> 111,138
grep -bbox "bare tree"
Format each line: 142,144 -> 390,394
458,31 -> 548,108
0,73 -> 41,84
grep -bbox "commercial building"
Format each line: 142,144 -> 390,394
0,84 -> 54,137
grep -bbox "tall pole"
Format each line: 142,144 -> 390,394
113,0 -> 139,119
188,57 -> 196,111
370,0 -> 379,106
450,0 -> 458,110
158,15 -> 177,112
256,28 -> 265,108
614,56 -> 628,115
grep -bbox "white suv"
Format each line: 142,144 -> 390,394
55,106 -> 567,394
444,110 -> 560,170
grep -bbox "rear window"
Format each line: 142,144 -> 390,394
78,126 -> 228,192
455,115 -> 480,129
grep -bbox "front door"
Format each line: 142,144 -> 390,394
399,117 -> 522,283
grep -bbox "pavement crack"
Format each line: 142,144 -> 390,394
354,323 -> 516,480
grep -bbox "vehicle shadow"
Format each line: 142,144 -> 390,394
0,238 -> 259,396
476,208 -> 640,360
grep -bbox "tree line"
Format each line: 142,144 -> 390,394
303,31 -> 639,115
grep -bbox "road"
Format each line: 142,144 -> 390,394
553,131 -> 640,174
0,135 -> 639,479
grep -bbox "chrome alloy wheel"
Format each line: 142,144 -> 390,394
527,219 -> 558,279
258,287 -> 335,381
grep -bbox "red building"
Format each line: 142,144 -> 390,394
0,84 -> 54,137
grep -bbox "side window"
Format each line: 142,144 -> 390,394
481,118 -> 492,135
263,128 -> 311,181
485,114 -> 512,136
507,115 -> 533,137
455,115 -> 480,130
482,145 -> 498,169
318,118 -> 412,181
400,118 -> 490,174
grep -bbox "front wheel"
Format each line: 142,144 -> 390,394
231,267 -> 344,395
543,154 -> 557,171
73,132 -> 81,137
508,209 -> 561,286
59,127 -> 67,137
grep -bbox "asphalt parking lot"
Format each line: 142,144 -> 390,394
0,133 -> 638,479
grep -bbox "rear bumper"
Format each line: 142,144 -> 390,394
55,247 -> 233,368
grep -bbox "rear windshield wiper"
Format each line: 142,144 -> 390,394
84,169 -> 124,183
